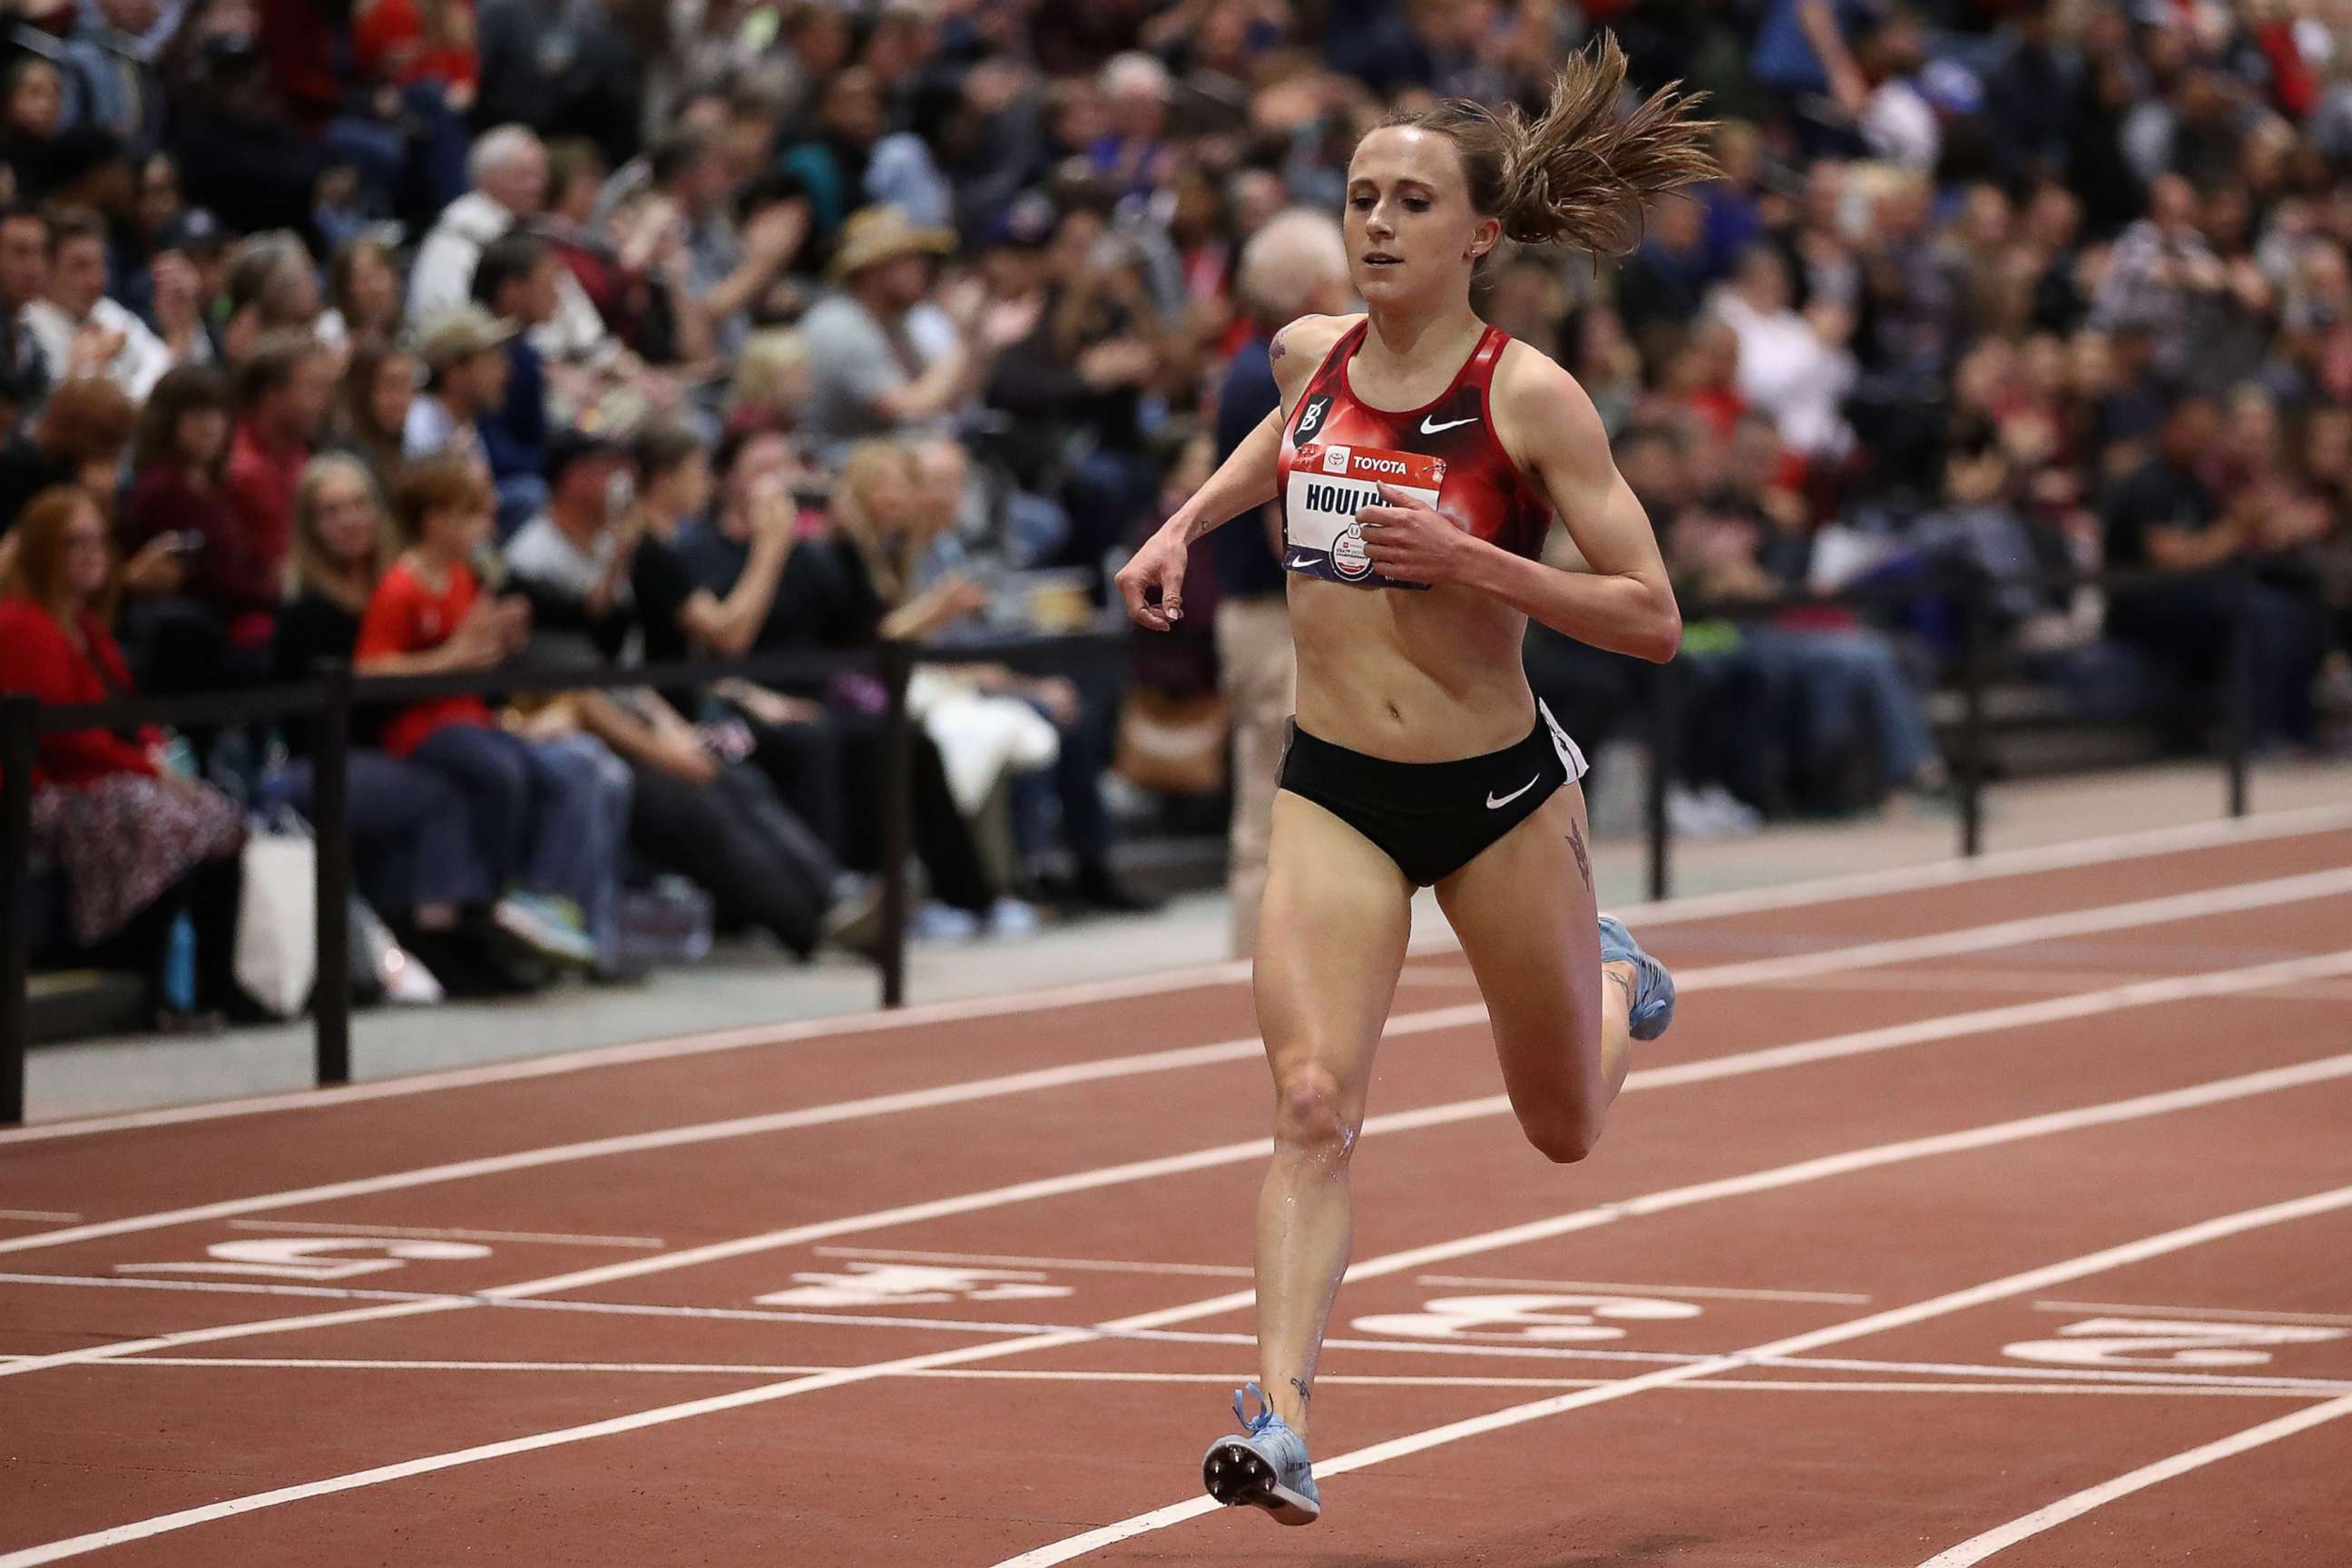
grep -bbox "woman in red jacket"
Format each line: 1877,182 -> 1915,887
0,486 -> 248,1022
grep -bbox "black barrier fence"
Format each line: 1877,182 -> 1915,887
0,567 -> 2274,1122
1634,564 -> 2261,899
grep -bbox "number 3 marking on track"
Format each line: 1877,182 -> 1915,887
115,1237 -> 493,1281
1351,1293 -> 1704,1342
2004,1317 -> 2348,1369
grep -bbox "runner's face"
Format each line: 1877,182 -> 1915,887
1344,127 -> 1494,305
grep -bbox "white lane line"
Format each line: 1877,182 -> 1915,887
220,1220 -> 664,1250
15,1272 -> 2352,1396
10,805 -> 2347,1147
1914,1394 -> 2352,1566
0,1211 -> 81,1222
1413,1275 -> 1869,1304
995,1182 -> 2352,1565
11,1059 -> 2352,1567
2031,1299 -> 2352,1328
6,951 -> 2350,1383
12,886 -> 2348,1268
65,1360 -> 2344,1401
811,1246 -> 1255,1279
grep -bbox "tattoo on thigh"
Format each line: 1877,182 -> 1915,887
1566,819 -> 1592,892
1290,1376 -> 1312,1407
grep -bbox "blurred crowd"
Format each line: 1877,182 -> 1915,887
0,0 -> 2347,1022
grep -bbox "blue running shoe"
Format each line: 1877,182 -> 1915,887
1201,1383 -> 1321,1525
1598,915 -> 1676,1041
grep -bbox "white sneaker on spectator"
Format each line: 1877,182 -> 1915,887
908,900 -> 981,943
379,946 -> 445,1005
495,894 -> 597,967
985,897 -> 1042,938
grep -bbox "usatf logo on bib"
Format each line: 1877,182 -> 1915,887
1285,445 -> 1448,590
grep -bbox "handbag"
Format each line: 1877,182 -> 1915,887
1113,688 -> 1229,797
234,820 -> 318,1018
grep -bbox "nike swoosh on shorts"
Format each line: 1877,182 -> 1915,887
1485,775 -> 1541,809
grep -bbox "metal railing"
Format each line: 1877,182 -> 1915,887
0,566 -> 2274,1122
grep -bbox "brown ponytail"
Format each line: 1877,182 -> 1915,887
1380,33 -> 1719,260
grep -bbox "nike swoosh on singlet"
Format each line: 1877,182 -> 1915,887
1421,416 -> 1478,435
1485,775 -> 1541,809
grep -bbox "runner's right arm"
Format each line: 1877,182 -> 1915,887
1115,314 -> 1353,630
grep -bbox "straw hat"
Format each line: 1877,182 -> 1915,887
828,205 -> 956,281
415,305 -> 517,371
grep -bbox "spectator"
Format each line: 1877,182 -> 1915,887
904,433 -> 1155,915
798,203 -> 1035,461
676,426 -> 1006,932
498,432 -> 877,964
408,123 -> 545,326
1211,207 -> 1351,958
645,125 -> 808,359
221,328 -> 336,611
0,485 -> 248,1024
324,235 -> 403,354
0,203 -> 52,403
276,453 -> 542,996
2102,393 -> 2328,748
356,453 -> 624,970
467,231 -> 556,519
1710,244 -> 1856,461
117,364 -> 275,687
502,426 -> 632,661
328,339 -> 419,494
220,230 -> 328,348
402,302 -> 508,468
723,328 -> 813,436
24,205 -> 197,400
0,56 -> 68,201
0,375 -> 137,537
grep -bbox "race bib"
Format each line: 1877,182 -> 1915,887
1283,444 -> 1446,590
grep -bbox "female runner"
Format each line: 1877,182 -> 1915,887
1113,37 -> 1715,1525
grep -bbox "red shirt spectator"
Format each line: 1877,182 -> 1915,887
0,596 -> 162,787
221,333 -> 339,605
353,0 -> 481,95
354,554 -> 498,757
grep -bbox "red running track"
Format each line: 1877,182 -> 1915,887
4,808 -> 2352,1566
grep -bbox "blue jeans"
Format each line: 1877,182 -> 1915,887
410,724 -> 632,962
289,750 -> 489,916
1744,626 -> 1937,786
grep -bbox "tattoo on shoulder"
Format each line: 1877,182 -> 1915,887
1566,819 -> 1592,892
1290,1376 -> 1312,1407
1269,333 -> 1288,362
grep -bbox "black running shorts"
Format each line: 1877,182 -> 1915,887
1275,701 -> 1591,887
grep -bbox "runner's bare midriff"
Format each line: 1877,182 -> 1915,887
1288,574 -> 1536,760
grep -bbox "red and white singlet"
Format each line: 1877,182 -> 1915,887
1277,319 -> 1552,591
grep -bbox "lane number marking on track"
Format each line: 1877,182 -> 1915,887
2004,1316 -> 2350,1369
1352,1293 -> 1705,1343
115,1237 -> 493,1283
757,1263 -> 1076,1308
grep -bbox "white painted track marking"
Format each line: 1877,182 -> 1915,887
7,806 -> 2347,1146
5,950 -> 2349,1381
812,1246 -> 1256,1279
59,1360 -> 2350,1400
0,1211 -> 80,1222
8,1054 -> 2351,1566
1413,1275 -> 1870,1304
12,1272 -> 2352,1395
2031,1300 -> 2352,1327
9,881 -> 2349,1265
1913,1394 -> 2352,1565
220,1220 -> 664,1249
992,1183 -> 2352,1565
